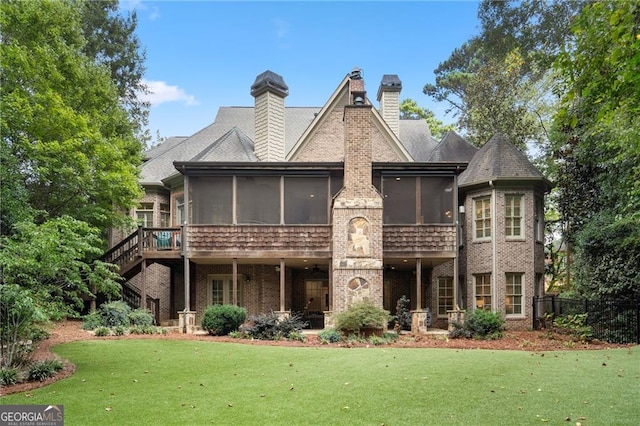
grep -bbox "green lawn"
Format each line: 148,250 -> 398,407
2,340 -> 639,425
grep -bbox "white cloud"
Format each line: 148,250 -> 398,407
140,80 -> 199,107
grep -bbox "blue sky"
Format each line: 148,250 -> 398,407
122,1 -> 481,141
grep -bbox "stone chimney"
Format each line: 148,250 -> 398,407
377,74 -> 402,137
330,69 -> 384,315
250,70 -> 288,161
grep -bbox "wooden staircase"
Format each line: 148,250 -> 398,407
102,226 -> 182,322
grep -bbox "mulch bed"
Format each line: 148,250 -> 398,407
2,320 -> 634,396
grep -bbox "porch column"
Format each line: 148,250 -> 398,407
232,258 -> 238,305
415,258 -> 422,310
180,221 -> 195,333
411,258 -> 427,334
140,258 -> 147,310
279,258 -> 285,312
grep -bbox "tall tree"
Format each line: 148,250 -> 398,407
423,0 -> 582,150
552,0 -> 640,300
0,0 -> 146,319
0,0 -> 144,233
79,0 -> 149,142
399,99 -> 456,140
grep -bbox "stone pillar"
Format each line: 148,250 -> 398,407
411,309 -> 428,334
448,309 -> 466,332
178,310 -> 197,334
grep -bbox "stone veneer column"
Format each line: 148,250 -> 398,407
331,99 -> 384,314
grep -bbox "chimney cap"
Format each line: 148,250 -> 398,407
251,70 -> 289,98
377,74 -> 402,99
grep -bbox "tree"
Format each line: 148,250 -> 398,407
0,0 -> 147,324
423,0 -> 582,150
552,1 -> 640,299
79,0 -> 150,143
399,99 -> 455,140
0,0 -> 144,233
0,217 -> 122,319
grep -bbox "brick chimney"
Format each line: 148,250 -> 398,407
250,70 -> 288,161
331,69 -> 384,315
377,74 -> 402,137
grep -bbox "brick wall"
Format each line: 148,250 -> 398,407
461,185 -> 545,330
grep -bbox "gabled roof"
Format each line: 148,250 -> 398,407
286,72 -> 415,162
143,136 -> 188,162
458,133 -> 550,189
427,131 -> 478,162
190,127 -> 257,162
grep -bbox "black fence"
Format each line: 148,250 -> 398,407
533,295 -> 640,344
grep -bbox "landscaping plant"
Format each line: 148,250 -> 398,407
333,300 -> 390,336
201,304 -> 247,336
450,309 -> 504,340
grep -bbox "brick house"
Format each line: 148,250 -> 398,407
105,69 -> 551,332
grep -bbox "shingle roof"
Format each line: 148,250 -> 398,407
398,119 -> 439,161
141,106 -> 439,184
427,131 -> 478,162
190,127 -> 257,162
458,133 -> 548,187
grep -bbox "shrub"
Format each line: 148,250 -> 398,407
450,309 -> 504,340
287,331 -> 307,342
99,301 -> 131,328
28,359 -> 63,382
392,295 -> 412,331
94,326 -> 111,337
128,308 -> 155,326
82,312 -> 103,330
333,301 -> 390,335
0,367 -> 19,386
201,304 -> 247,336
113,325 -> 127,336
129,325 -> 158,335
551,313 -> 593,342
318,328 -> 343,344
29,326 -> 51,342
240,312 -> 306,340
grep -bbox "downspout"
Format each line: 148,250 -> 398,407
453,174 -> 459,309
490,180 -> 497,313
182,175 -> 190,334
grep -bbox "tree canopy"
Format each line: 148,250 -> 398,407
399,98 -> 456,140
424,0 -> 639,299
0,0 -> 147,321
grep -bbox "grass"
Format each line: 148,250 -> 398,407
2,340 -> 639,425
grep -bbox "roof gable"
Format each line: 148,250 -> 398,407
459,133 -> 549,187
287,72 -> 412,162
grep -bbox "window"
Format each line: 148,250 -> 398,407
474,197 -> 491,239
284,177 -> 328,224
505,273 -> 523,315
474,274 -> 491,310
421,177 -> 454,224
535,197 -> 544,242
505,195 -> 523,237
437,277 -> 454,316
174,195 -> 184,226
136,202 -> 154,227
382,176 -> 416,224
160,203 -> 170,227
190,176 -> 232,224
208,275 -> 243,306
237,176 -> 280,224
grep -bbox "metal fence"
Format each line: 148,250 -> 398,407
533,295 -> 640,344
